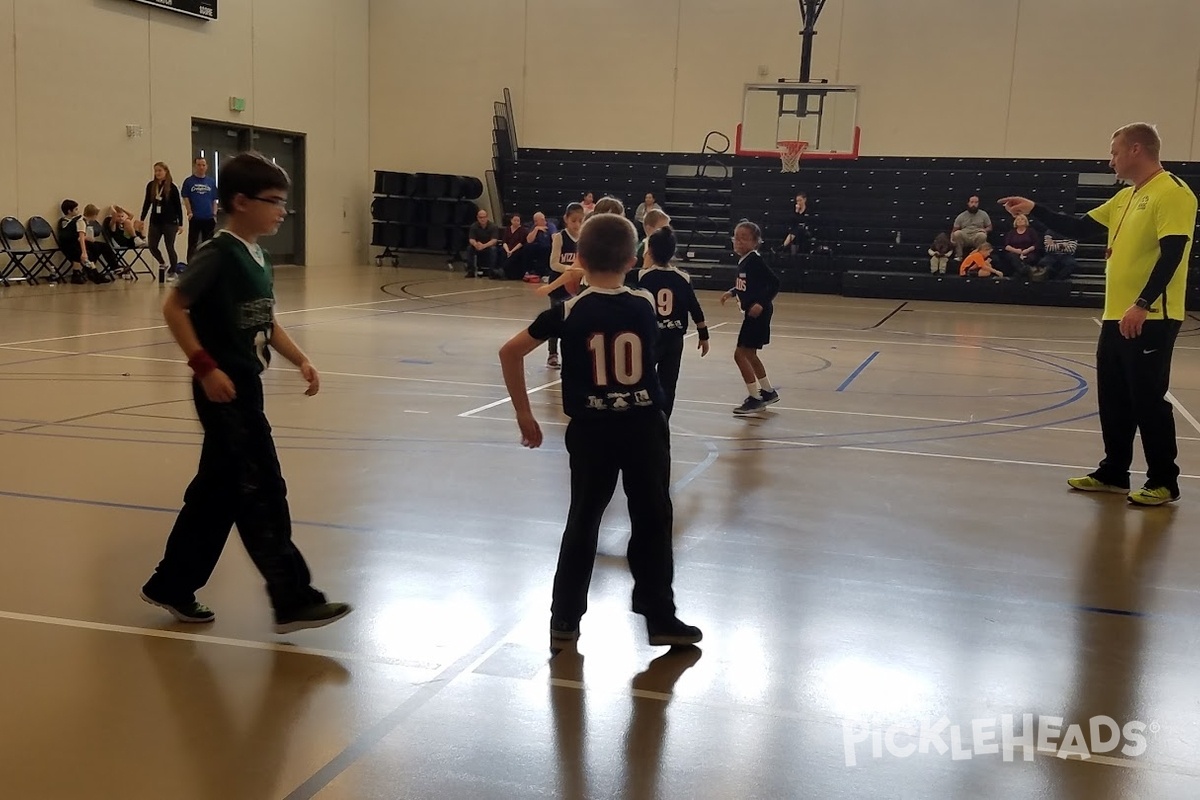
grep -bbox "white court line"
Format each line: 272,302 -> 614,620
1091,317 -> 1200,435
459,378 -> 563,418
0,347 -> 508,389
461,413 -> 1200,480
0,286 -> 512,349
0,609 -> 436,670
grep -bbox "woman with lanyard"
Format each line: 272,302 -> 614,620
140,161 -> 184,281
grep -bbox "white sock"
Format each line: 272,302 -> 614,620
746,382 -> 761,399
758,376 -> 774,393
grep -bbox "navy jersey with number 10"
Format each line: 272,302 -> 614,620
527,286 -> 665,417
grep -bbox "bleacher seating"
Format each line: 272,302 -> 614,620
499,145 -> 1200,310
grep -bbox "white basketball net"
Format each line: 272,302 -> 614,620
779,141 -> 808,173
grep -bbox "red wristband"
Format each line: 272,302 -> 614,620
187,349 -> 218,378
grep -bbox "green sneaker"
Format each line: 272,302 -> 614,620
1067,476 -> 1128,494
274,602 -> 353,635
1128,485 -> 1180,507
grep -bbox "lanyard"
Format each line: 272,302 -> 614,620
1106,169 -> 1163,259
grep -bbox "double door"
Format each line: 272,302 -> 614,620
191,121 -> 307,265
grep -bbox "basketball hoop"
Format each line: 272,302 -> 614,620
779,141 -> 808,173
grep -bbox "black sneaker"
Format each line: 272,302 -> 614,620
550,617 -> 580,642
274,602 -> 353,634
646,616 -> 703,647
69,271 -> 87,285
760,389 -> 780,406
732,396 -> 766,416
140,590 -> 215,623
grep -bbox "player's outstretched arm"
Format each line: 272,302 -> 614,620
499,330 -> 545,448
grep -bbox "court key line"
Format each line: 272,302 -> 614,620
835,351 -> 880,392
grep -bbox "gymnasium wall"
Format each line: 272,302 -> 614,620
369,0 -> 1200,192
0,0 -> 369,267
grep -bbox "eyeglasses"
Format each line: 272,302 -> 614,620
250,196 -> 289,208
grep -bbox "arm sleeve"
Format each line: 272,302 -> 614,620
171,185 -> 184,223
526,305 -> 565,342
549,233 -> 565,273
1029,203 -> 1108,242
174,246 -> 222,301
1138,235 -> 1190,305
758,261 -> 781,303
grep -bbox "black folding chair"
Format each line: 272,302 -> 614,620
102,217 -> 155,280
25,216 -> 68,282
1,216 -> 41,286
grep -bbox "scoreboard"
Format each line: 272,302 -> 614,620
127,0 -> 217,21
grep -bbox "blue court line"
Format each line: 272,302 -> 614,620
836,351 -> 880,392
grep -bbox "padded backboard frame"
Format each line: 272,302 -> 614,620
735,82 -> 860,160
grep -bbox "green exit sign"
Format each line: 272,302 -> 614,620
229,96 -> 246,113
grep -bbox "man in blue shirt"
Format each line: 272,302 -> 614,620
182,156 -> 219,262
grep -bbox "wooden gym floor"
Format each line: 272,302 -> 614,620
1,265 -> 1198,799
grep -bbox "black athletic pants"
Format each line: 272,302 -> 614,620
551,412 -> 677,624
187,217 -> 217,261
1093,319 -> 1182,491
143,374 -> 325,613
654,335 -> 685,418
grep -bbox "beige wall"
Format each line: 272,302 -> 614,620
369,0 -> 1200,191
2,0 -> 369,267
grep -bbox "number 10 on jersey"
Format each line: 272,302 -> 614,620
587,332 -> 644,386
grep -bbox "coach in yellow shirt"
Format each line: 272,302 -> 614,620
1002,123 -> 1197,506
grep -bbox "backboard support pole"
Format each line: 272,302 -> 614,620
798,0 -> 827,82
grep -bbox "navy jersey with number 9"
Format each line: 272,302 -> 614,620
527,286 -> 665,417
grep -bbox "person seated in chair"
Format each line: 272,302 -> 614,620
106,204 -> 147,248
81,204 -> 121,276
466,209 -> 501,277
57,199 -> 111,284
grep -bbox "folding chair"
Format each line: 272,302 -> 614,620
102,216 -> 155,280
1,216 -> 41,286
24,216 -> 68,282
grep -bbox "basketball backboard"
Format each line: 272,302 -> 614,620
735,82 -> 860,160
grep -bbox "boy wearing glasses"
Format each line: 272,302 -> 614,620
140,152 -> 352,635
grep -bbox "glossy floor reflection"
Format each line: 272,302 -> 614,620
1,265 -> 1199,798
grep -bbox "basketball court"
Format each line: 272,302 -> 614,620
2,266 -> 1199,798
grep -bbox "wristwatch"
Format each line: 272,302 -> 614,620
1135,298 -> 1151,310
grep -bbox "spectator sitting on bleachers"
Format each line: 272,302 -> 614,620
580,192 -> 596,216
524,211 -> 556,281
950,195 -> 992,259
635,192 -> 661,225
1000,213 -> 1041,279
501,213 -> 527,279
782,193 -> 816,254
929,232 -> 953,274
1034,230 -> 1079,282
959,242 -> 1003,278
56,200 -> 111,284
466,209 -> 501,278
